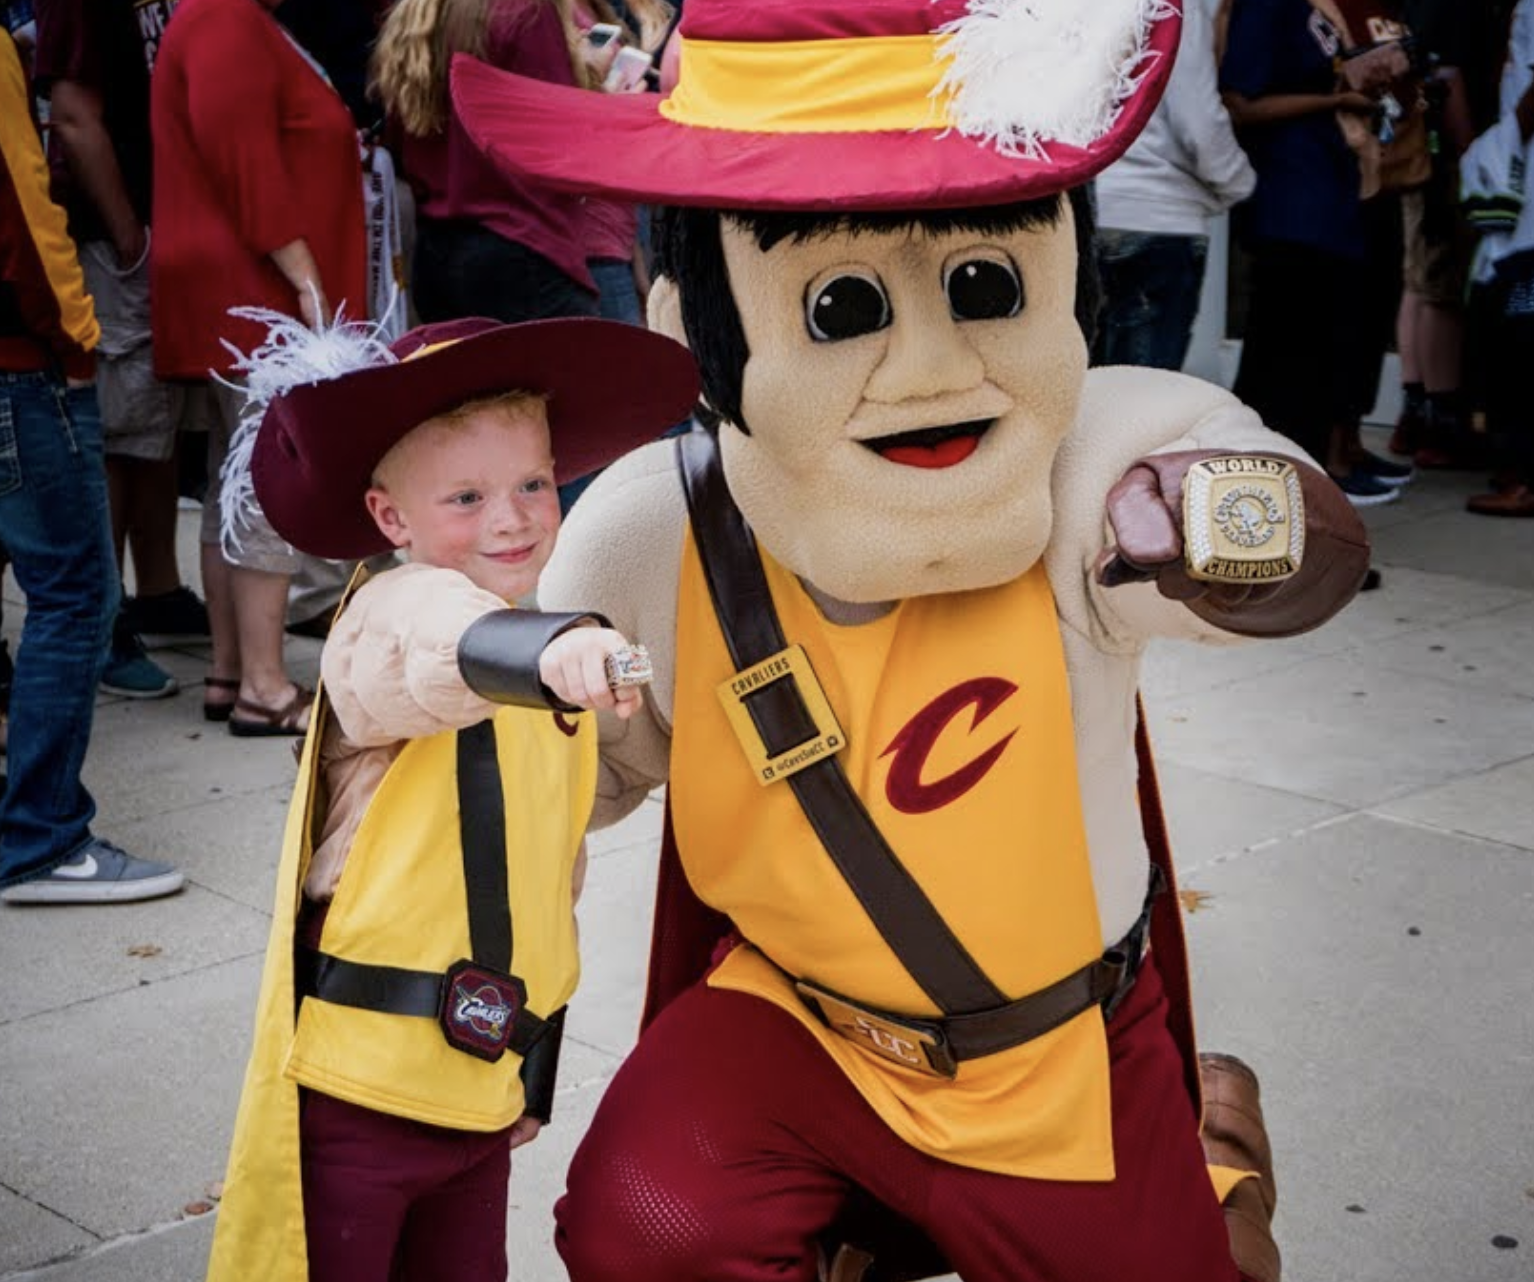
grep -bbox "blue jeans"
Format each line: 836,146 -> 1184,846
0,373 -> 118,885
1093,231 -> 1209,372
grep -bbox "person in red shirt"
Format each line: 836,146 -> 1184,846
371,0 -> 606,326
150,0 -> 367,735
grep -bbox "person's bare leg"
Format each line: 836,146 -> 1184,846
1415,301 -> 1473,468
1396,293 -> 1422,386
1393,294 -> 1428,455
123,457 -> 183,598
1417,301 -> 1463,396
231,564 -> 306,722
202,542 -> 240,713
106,458 -> 131,576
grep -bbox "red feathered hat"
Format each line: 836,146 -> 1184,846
452,0 -> 1183,211
250,317 -> 699,560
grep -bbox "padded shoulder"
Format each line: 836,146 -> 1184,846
541,436 -> 689,728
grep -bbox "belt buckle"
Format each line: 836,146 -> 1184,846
1182,456 -> 1306,585
795,979 -> 957,1079
715,644 -> 847,787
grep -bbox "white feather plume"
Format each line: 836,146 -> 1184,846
214,299 -> 397,559
933,0 -> 1179,159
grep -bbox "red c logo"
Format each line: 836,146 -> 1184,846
880,678 -> 1019,815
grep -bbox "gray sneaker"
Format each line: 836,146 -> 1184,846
1,839 -> 186,904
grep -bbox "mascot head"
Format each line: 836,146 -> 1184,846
453,0 -> 1182,602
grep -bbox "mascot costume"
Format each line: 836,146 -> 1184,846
453,3 -> 1371,1280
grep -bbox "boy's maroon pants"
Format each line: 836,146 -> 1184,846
300,1090 -> 513,1282
556,959 -> 1258,1282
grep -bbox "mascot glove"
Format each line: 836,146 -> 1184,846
1098,449 -> 1371,639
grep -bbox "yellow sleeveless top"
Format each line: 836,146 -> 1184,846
285,696 -> 595,1129
672,532 -> 1115,1179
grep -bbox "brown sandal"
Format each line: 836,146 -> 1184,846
203,677 -> 241,723
228,685 -> 314,738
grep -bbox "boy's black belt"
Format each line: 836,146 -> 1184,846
293,946 -> 556,1057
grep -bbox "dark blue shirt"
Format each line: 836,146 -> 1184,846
1221,0 -> 1367,260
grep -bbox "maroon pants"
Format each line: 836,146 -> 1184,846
556,960 -> 1253,1282
300,1090 -> 513,1282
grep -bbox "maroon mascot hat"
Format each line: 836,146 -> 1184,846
249,317 -> 700,560
452,0 -> 1184,211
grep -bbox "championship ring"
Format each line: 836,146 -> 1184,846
1182,457 -> 1305,584
603,644 -> 653,690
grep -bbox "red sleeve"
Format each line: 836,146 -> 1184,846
485,0 -> 579,86
178,5 -> 306,256
31,0 -> 102,95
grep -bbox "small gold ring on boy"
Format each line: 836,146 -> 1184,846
604,645 -> 653,690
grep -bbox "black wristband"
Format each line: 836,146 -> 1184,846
457,610 -> 610,713
518,1005 -> 567,1123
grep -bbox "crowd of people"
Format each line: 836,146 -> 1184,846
0,0 -> 1528,896
1095,0 -> 1534,520
0,0 -> 672,904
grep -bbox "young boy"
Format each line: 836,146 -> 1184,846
205,315 -> 699,1282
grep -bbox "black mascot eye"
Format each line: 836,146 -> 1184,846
945,257 -> 1023,321
805,272 -> 891,342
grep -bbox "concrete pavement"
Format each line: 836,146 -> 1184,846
2,432 -> 1532,1282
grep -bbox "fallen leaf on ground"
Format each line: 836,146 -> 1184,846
183,1201 -> 214,1217
127,944 -> 162,958
1179,889 -> 1215,913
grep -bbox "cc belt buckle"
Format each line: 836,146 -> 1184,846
1182,456 -> 1305,585
795,979 -> 957,1079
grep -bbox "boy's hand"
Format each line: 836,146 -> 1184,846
508,1115 -> 543,1152
540,626 -> 648,720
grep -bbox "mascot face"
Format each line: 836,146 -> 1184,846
719,205 -> 1085,604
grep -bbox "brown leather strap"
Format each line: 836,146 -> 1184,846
678,430 -> 1007,1015
812,863 -> 1159,1065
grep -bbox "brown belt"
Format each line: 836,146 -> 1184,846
786,864 -> 1160,1079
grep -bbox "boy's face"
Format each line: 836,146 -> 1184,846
716,208 -> 1085,603
365,403 -> 560,601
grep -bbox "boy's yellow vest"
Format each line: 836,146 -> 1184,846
672,532 -> 1116,1180
206,690 -> 594,1282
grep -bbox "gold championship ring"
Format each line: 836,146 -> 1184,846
1182,456 -> 1305,584
603,644 -> 653,690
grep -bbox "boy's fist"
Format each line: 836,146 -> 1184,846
540,626 -> 648,720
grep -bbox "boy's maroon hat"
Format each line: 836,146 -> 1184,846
251,316 -> 700,560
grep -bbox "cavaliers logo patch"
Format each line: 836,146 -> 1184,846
880,678 -> 1019,814
438,960 -> 528,1062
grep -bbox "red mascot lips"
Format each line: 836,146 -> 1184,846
862,420 -> 994,469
